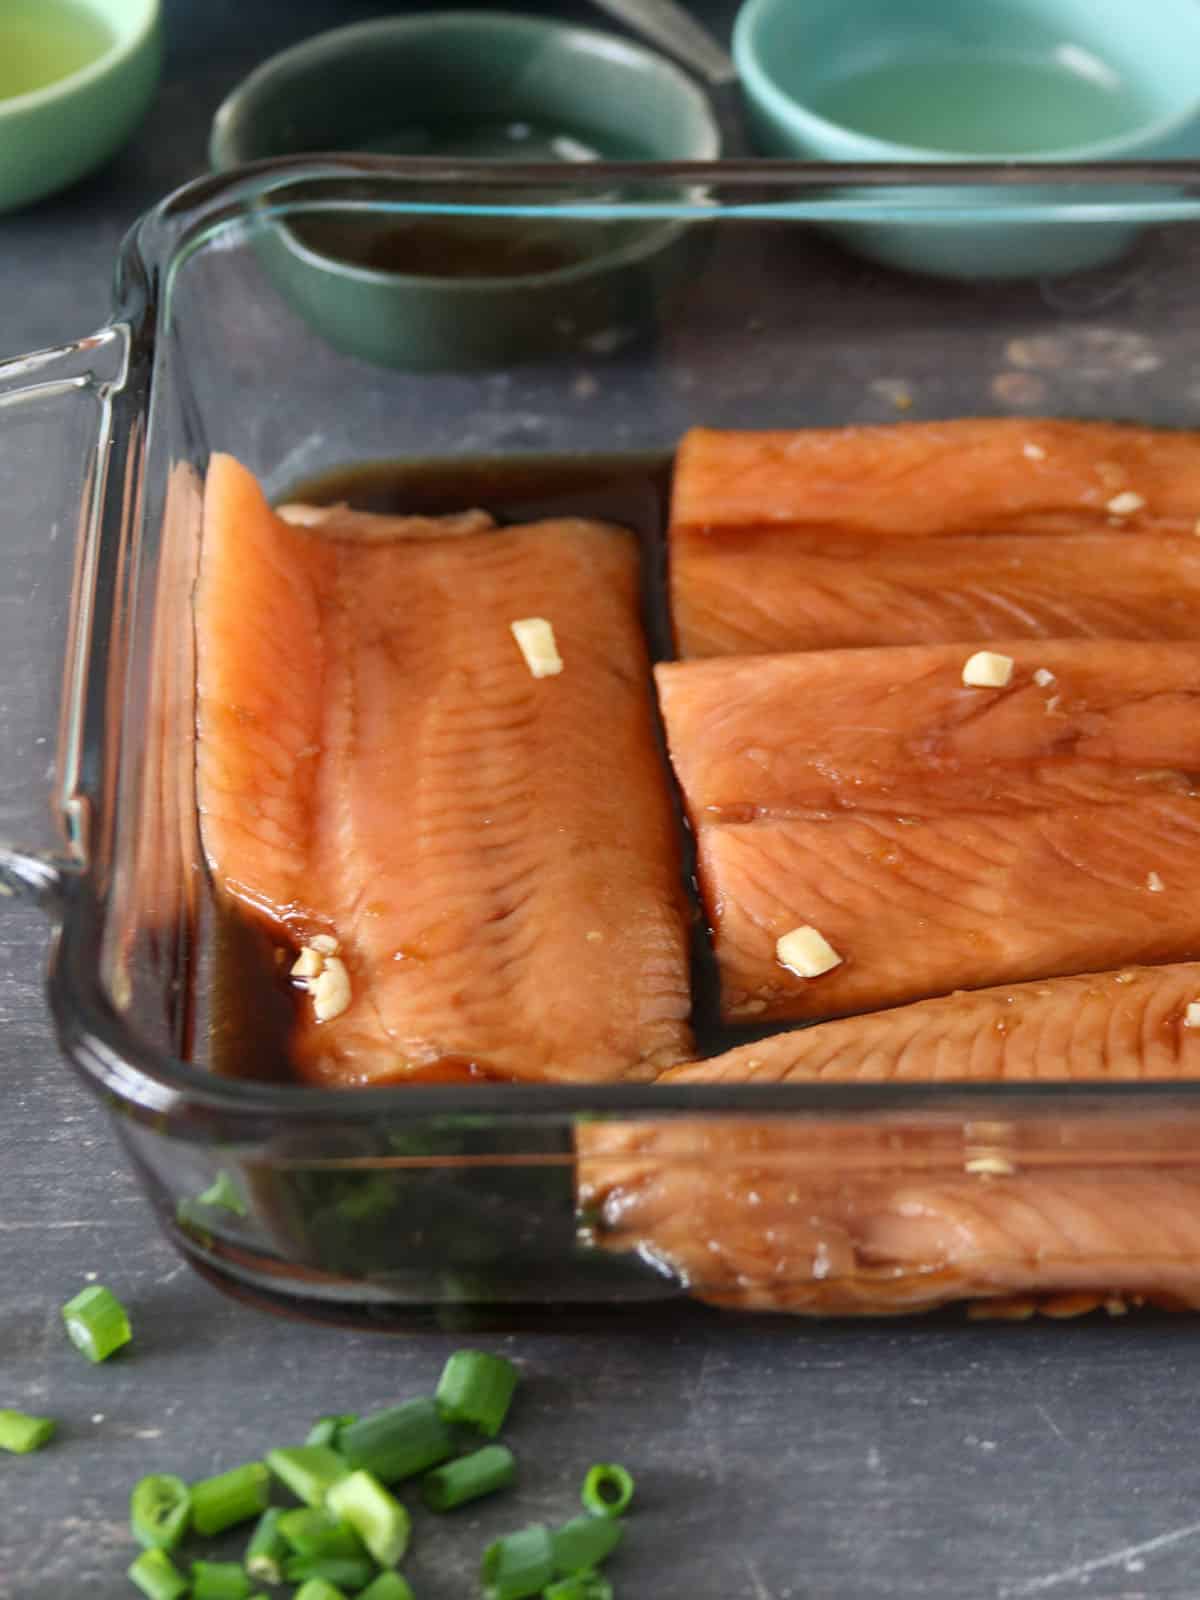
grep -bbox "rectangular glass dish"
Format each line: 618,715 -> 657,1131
5,160 -> 1200,1328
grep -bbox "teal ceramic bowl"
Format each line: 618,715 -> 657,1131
210,12 -> 719,369
0,0 -> 161,212
734,0 -> 1200,278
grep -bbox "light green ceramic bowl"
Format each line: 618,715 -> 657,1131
734,0 -> 1200,278
209,12 -> 719,369
0,0 -> 162,212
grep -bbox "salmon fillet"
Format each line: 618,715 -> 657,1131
670,420 -> 1200,657
196,453 -> 693,1085
657,640 -> 1200,1021
579,964 -> 1200,1315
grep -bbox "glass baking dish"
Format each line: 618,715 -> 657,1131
5,159 -> 1200,1329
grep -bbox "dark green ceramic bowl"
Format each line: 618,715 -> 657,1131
209,12 -> 719,369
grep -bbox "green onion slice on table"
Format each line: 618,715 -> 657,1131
551,1515 -> 624,1575
244,1507 -> 290,1585
190,1461 -> 270,1536
61,1284 -> 131,1362
580,1462 -> 635,1519
128,1548 -> 189,1600
266,1444 -> 349,1506
0,1409 -> 55,1454
481,1524 -> 556,1600
340,1398 -> 455,1483
130,1473 -> 191,1550
423,1443 -> 516,1512
436,1349 -> 518,1437
190,1559 -> 253,1599
326,1469 -> 412,1567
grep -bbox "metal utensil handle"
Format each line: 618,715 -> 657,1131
590,0 -> 737,84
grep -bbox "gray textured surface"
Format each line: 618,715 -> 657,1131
4,2 -> 1200,1596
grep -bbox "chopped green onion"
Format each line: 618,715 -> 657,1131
130,1473 -> 191,1550
435,1350 -> 518,1437
61,1284 -> 131,1362
422,1444 -> 516,1512
550,1516 -> 623,1576
543,1574 -> 613,1600
128,1548 -> 188,1600
481,1524 -> 555,1600
284,1554 -> 379,1590
359,1576 -> 416,1600
580,1463 -> 634,1519
293,1580 -> 349,1600
190,1461 -> 270,1535
306,1412 -> 358,1449
245,1507 -> 290,1585
197,1170 -> 248,1216
340,1399 -> 454,1484
327,1469 -> 411,1567
190,1560 -> 253,1599
266,1444 -> 349,1506
278,1507 -> 366,1559
0,1409 -> 55,1454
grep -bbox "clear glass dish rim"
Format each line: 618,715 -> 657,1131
56,155 -> 1200,1125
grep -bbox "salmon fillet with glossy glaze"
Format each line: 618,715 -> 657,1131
196,453 -> 693,1085
657,640 -> 1200,1022
579,964 -> 1200,1314
670,420 -> 1200,657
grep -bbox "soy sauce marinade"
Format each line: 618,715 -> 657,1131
208,452 -> 733,1085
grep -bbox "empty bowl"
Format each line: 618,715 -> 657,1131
210,12 -> 720,368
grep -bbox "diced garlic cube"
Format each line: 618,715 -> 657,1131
311,956 -> 352,1022
1106,491 -> 1145,516
962,650 -> 1014,689
1185,1001 -> 1200,1029
1022,442 -> 1046,461
292,947 -> 323,980
276,503 -> 335,526
1147,871 -> 1164,893
310,933 -> 339,955
776,925 -> 842,979
1033,667 -> 1056,687
510,617 -> 563,678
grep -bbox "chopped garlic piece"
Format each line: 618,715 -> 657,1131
277,502 -> 339,526
1022,442 -> 1046,461
965,1155 -> 1016,1177
1147,871 -> 1164,893
776,925 -> 842,979
585,930 -> 604,943
292,947 -> 323,980
962,650 -> 1014,689
1033,667 -> 1055,687
1045,695 -> 1061,716
310,933 -> 339,955
1106,490 -> 1144,516
311,956 -> 351,1022
510,617 -> 563,678
1185,1001 -> 1200,1029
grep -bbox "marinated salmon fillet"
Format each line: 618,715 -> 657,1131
670,420 -> 1200,657
657,640 -> 1200,1022
579,964 -> 1200,1314
196,453 -> 693,1085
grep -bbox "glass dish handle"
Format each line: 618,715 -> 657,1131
0,326 -> 129,912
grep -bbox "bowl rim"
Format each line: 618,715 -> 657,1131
0,0 -> 159,117
209,8 -> 721,173
733,0 -> 1200,165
